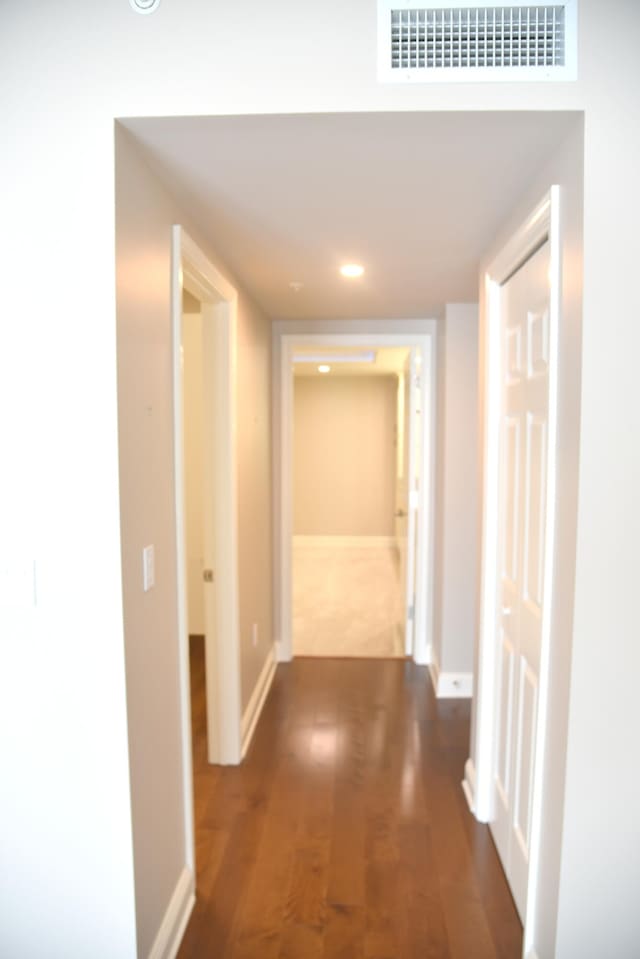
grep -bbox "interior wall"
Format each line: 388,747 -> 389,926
473,117 -> 584,959
236,284 -> 274,709
434,304 -> 479,676
293,375 -> 397,536
114,127 -> 273,958
182,310 -> 205,636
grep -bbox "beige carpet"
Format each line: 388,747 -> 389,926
292,541 -> 405,657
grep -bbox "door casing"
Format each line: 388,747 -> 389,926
171,226 -> 243,801
273,322 -> 437,666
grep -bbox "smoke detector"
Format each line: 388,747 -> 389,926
130,0 -> 161,14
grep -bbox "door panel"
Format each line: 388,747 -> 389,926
496,631 -> 515,801
502,416 -> 521,586
491,241 -> 550,921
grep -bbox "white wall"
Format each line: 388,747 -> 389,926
433,305 -> 478,678
182,312 -> 205,636
293,375 -> 397,536
2,2 -> 639,957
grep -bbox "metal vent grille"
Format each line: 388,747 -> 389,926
378,2 -> 576,82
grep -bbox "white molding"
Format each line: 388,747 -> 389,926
462,758 -> 476,814
273,322 -> 437,667
293,535 -> 396,549
147,866 -> 195,959
525,951 -> 540,959
172,225 -> 242,806
170,228 -> 195,874
523,186 -> 562,959
241,646 -> 277,758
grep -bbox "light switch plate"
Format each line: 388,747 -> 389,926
143,545 -> 155,591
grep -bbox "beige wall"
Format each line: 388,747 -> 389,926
236,284 -> 274,709
433,304 -> 478,676
182,311 -> 205,636
293,375 -> 396,536
114,127 -> 272,958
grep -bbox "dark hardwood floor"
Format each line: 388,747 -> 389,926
178,640 -> 522,958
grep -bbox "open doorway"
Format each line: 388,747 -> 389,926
291,345 -> 418,658
275,327 -> 436,666
171,226 -> 243,796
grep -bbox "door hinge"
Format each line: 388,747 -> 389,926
203,569 -> 214,583
407,604 -> 415,621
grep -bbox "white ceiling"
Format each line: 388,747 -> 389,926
293,345 -> 410,377
123,112 -> 577,320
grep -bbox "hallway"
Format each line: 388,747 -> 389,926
179,643 -> 522,958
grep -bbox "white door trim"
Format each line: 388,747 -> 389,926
273,322 -> 437,666
171,227 -> 243,806
470,188 -> 561,958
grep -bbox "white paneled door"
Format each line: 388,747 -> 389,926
490,241 -> 551,921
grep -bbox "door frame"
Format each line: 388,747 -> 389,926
171,227 -> 243,815
466,188 -> 561,957
273,322 -> 436,665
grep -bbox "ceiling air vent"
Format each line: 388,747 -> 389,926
378,1 -> 577,82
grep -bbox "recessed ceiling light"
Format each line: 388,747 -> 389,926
318,365 -> 331,374
289,281 -> 304,293
340,263 -> 364,279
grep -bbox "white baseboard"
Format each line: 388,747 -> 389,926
147,866 -> 195,959
275,639 -> 292,664
462,757 -> 476,814
413,642 -> 432,667
241,645 -> 277,758
429,660 -> 473,699
293,535 -> 395,549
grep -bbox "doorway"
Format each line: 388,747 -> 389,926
274,326 -> 436,666
291,346 -> 411,658
171,226 -> 243,796
471,188 -> 561,955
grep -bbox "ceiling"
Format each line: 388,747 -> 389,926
293,345 -> 410,377
123,112 -> 577,320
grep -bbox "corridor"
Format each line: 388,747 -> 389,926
179,645 -> 521,958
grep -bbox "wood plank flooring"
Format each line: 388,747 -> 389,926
178,641 -> 522,958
